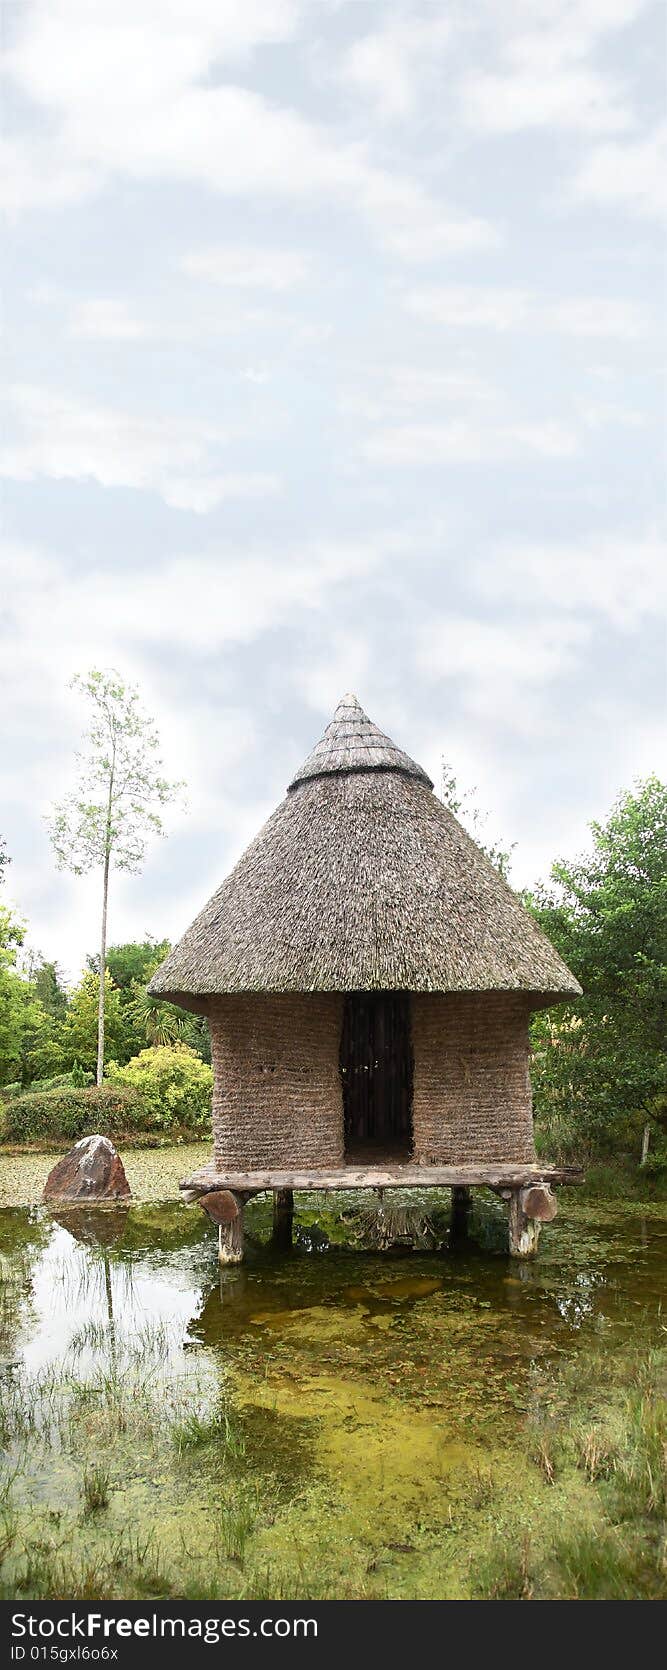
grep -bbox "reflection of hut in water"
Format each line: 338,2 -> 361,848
149,695 -> 582,1259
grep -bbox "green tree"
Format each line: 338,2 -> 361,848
14,993 -> 68,1085
0,911 -> 70,1088
528,777 -> 667,1165
84,938 -> 210,1064
61,970 -> 126,1076
0,837 -> 10,887
48,671 -> 185,1086
21,953 -> 68,1020
0,903 -> 27,1083
103,937 -> 171,992
440,759 -> 516,878
125,984 -> 189,1048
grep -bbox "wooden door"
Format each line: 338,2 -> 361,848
340,992 -> 413,1156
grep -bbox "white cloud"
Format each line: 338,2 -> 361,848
358,172 -> 499,261
477,533 -> 666,629
292,630 -> 373,714
4,0 -> 497,259
415,612 -> 594,746
461,62 -> 632,136
363,418 -> 578,466
404,285 -> 646,339
0,384 -> 281,512
341,16 -> 451,121
68,298 -> 148,340
338,364 -> 495,424
0,136 -> 96,215
181,245 -> 311,289
0,538 -> 383,673
418,614 -> 591,685
459,1 -> 647,136
573,122 -> 667,216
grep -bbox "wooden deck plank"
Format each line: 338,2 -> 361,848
180,1162 -> 583,1195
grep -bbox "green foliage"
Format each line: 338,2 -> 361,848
106,1045 -> 213,1133
31,1067 -> 93,1094
125,985 -> 189,1048
0,904 -> 29,1084
90,938 -> 171,991
529,777 -> 667,1162
60,971 -> 126,1075
0,1084 -> 142,1143
30,960 -> 68,1020
1,1070 -> 92,1102
88,940 -> 209,1063
12,992 -> 69,1086
0,925 -> 71,1088
0,925 -> 209,1099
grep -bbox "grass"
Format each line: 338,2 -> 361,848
81,1464 -> 111,1513
220,1497 -> 258,1564
474,1345 -> 666,1600
172,1405 -> 246,1459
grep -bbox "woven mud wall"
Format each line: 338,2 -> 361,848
209,993 -> 345,1169
411,993 -> 536,1164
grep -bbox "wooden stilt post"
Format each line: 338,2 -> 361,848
272,1187 -> 294,1250
450,1185 -> 472,1243
507,1185 -> 557,1257
218,1204 -> 244,1266
199,1188 -> 245,1265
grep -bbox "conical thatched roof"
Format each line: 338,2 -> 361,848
289,693 -> 433,788
149,695 -> 581,1003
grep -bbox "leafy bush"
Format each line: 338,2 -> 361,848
1,1084 -> 142,1143
0,1082 -> 21,1102
106,1045 -> 213,1133
30,1067 -> 93,1095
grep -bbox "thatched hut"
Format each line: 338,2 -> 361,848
149,695 -> 581,1258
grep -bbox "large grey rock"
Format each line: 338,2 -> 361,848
42,1135 -> 131,1203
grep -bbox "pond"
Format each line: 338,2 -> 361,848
0,1188 -> 665,1600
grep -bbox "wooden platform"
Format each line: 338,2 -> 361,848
181,1161 -> 583,1196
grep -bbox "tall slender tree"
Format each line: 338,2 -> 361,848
48,670 -> 184,1085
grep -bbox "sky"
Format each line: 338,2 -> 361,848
1,0 -> 665,985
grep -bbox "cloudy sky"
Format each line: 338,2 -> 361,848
2,0 -> 665,983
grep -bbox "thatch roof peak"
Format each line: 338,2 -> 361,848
288,693 -> 433,792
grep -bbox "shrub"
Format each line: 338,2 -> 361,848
106,1045 -> 213,1134
1,1067 -> 93,1104
1,1084 -> 142,1143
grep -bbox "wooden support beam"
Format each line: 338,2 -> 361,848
507,1187 -> 556,1257
450,1185 -> 472,1243
181,1162 -> 583,1196
198,1188 -> 245,1265
272,1187 -> 294,1250
218,1208 -> 244,1266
